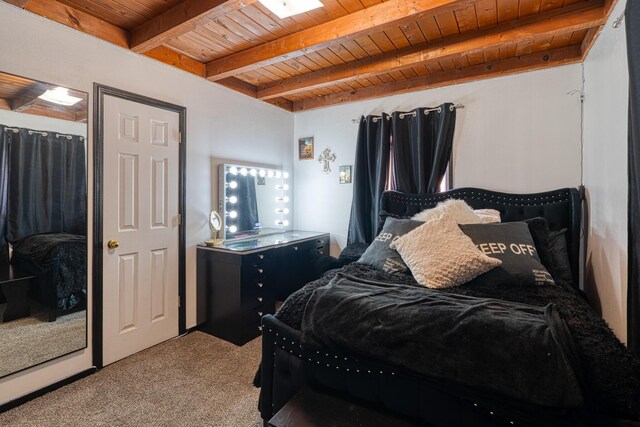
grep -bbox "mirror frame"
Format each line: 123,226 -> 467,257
209,210 -> 222,232
218,163 -> 291,240
0,70 -> 88,379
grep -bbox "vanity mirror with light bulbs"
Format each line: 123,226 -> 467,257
218,163 -> 291,240
197,163 -> 329,345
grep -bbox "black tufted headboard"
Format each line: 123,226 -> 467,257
380,187 -> 582,288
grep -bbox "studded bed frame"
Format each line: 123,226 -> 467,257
259,187 -> 583,426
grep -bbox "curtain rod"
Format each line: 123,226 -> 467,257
3,127 -> 82,140
352,103 -> 465,123
4,127 -> 48,136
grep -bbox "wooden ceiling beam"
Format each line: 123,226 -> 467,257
580,0 -> 619,59
5,0 -> 129,48
216,76 -> 258,97
130,0 -> 259,54
15,104 -> 79,121
258,2 -> 605,100
265,97 -> 293,111
292,45 -> 582,111
144,45 -> 207,77
205,0 -> 478,81
139,45 -> 294,111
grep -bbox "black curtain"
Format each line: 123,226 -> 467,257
628,0 -> 640,355
347,113 -> 391,244
391,103 -> 456,194
234,174 -> 259,233
0,125 -> 8,267
6,129 -> 86,242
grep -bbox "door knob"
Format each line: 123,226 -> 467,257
107,240 -> 120,249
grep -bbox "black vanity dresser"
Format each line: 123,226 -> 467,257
197,230 -> 330,345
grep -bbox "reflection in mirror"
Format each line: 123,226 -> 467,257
0,71 -> 87,378
218,164 -> 290,240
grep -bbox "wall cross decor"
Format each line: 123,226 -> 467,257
318,148 -> 337,174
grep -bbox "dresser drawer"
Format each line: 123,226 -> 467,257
314,237 -> 330,248
241,279 -> 269,308
305,238 -> 329,257
243,251 -> 272,267
242,264 -> 268,283
242,321 -> 263,339
312,245 -> 328,257
242,304 -> 268,325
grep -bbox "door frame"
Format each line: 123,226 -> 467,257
92,84 -> 187,368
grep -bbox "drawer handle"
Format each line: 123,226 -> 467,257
257,282 -> 263,288
258,268 -> 264,274
258,311 -> 263,316
258,325 -> 263,332
258,254 -> 264,259
257,297 -> 263,302
293,246 -> 298,251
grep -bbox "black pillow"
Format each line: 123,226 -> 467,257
523,217 -> 574,287
376,210 -> 404,235
338,243 -> 370,265
524,217 -> 556,275
548,229 -> 574,286
358,217 -> 422,273
459,222 -> 555,286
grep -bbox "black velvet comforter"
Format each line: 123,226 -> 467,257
302,274 -> 583,409
11,233 -> 87,310
275,262 -> 640,420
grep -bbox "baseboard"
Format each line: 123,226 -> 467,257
0,368 -> 96,413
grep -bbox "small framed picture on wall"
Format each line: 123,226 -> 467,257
339,165 -> 352,184
298,136 -> 314,160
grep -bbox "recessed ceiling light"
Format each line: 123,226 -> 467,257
38,87 -> 82,106
259,0 -> 323,19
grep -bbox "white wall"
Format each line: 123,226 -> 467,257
0,3 -> 292,404
583,0 -> 629,342
294,65 -> 584,255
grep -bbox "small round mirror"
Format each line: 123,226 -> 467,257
209,210 -> 222,232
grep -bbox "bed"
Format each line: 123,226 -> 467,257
10,232 -> 87,321
258,187 -> 640,426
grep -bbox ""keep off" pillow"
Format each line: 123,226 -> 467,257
357,217 -> 423,273
459,222 -> 555,286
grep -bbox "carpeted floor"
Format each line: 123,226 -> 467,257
0,332 -> 263,427
0,304 -> 86,377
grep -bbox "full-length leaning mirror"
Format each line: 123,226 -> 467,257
218,164 -> 290,240
0,71 -> 88,378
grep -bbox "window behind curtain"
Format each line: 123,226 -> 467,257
385,136 -> 452,192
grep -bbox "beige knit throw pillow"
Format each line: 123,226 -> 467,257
390,215 -> 502,289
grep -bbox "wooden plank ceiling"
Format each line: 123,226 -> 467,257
0,71 -> 87,122
5,0 -> 617,111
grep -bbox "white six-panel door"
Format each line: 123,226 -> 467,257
103,95 -> 180,366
